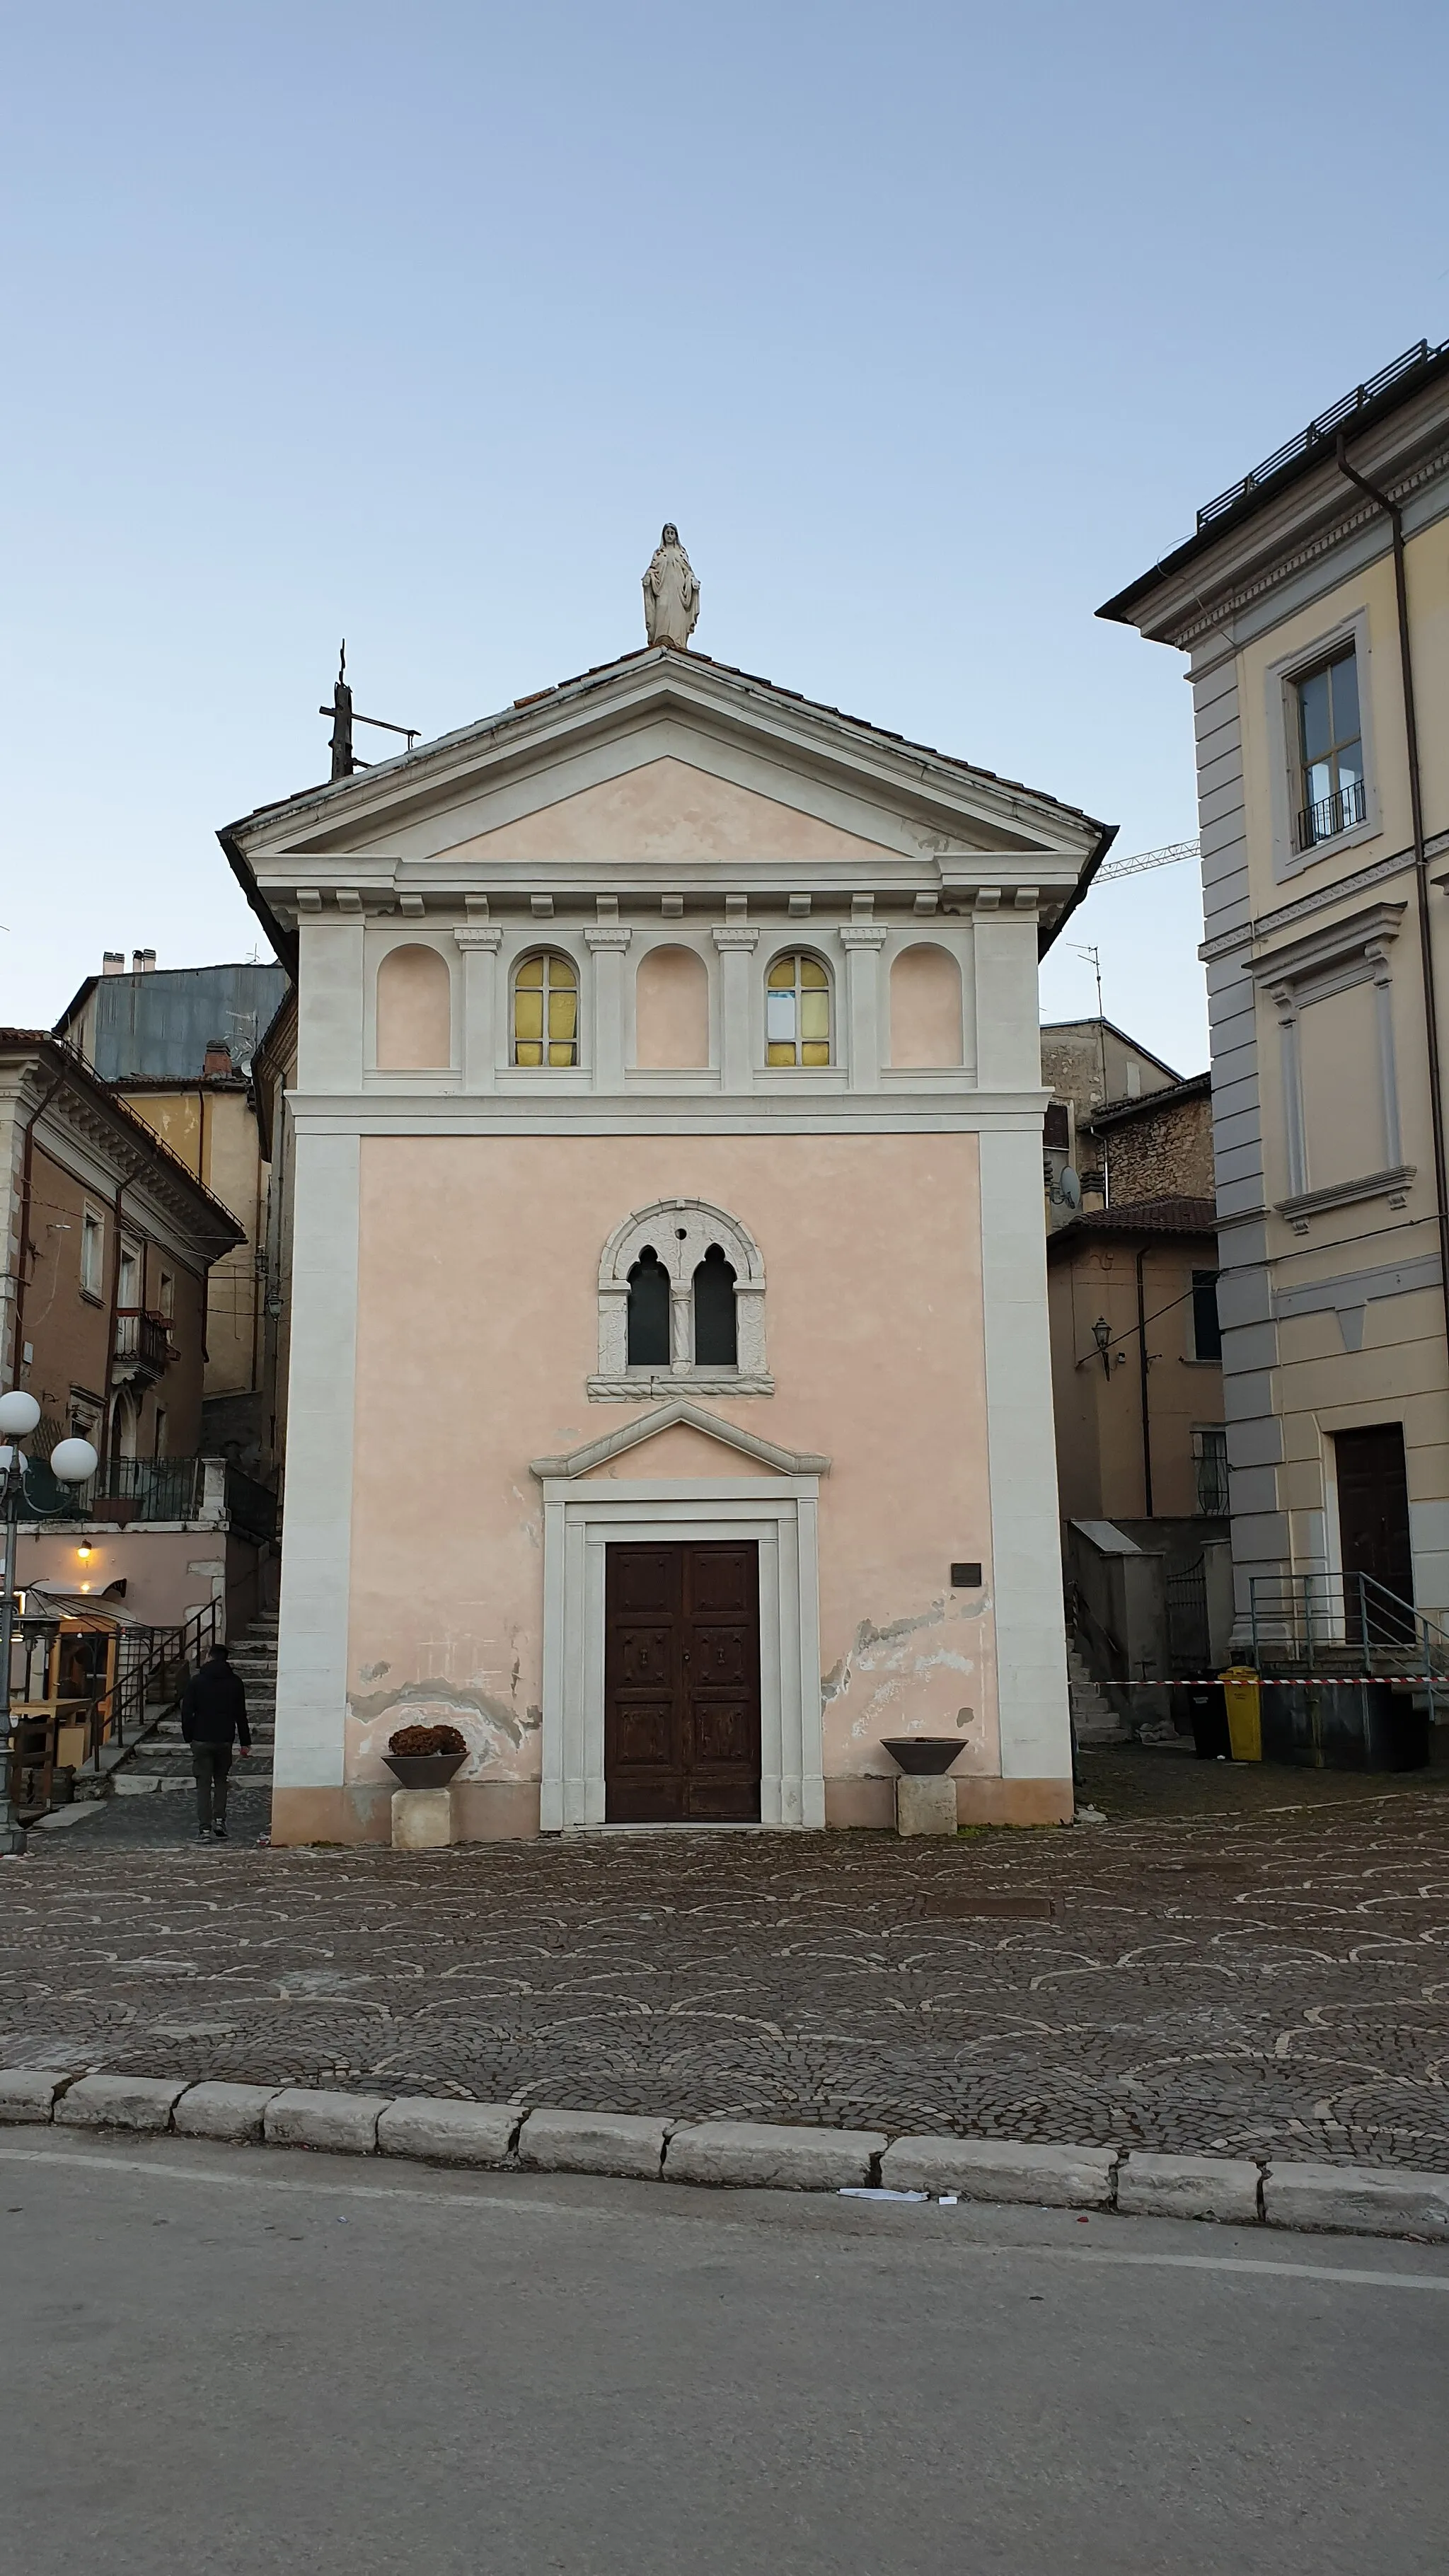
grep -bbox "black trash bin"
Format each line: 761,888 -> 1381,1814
1184,1682 -> 1231,1760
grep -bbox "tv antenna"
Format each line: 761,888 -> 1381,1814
323,642 -> 420,781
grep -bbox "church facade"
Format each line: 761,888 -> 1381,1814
225,623 -> 1110,1844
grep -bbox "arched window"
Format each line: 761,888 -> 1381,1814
766,953 -> 831,1065
626,1245 -> 671,1366
693,1244 -> 738,1367
513,952 -> 578,1066
593,1199 -> 770,1395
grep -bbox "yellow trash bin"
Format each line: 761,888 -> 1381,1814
1220,1667 -> 1262,1763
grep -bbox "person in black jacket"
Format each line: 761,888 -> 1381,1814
180,1643 -> 250,1842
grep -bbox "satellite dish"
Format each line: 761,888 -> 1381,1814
1057,1166 -> 1082,1209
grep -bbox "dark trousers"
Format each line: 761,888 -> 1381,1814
192,1744 -> 233,1830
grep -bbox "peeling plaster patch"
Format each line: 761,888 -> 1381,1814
831,1602 -> 989,1747
956,1705 -> 974,1730
357,1661 -> 391,1685
347,1676 -> 541,1781
854,1604 -> 945,1651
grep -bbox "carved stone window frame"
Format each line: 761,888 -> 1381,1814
589,1197 -> 773,1399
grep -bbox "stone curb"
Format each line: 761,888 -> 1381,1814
4,2068 -> 1449,2243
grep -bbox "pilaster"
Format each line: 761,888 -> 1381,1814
584,923 -> 633,1090
712,924 -> 761,1091
454,925 -> 504,1092
838,921 -> 889,1090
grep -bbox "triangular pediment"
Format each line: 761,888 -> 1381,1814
228,648 -> 1103,882
529,1399 -> 831,1482
440,755 -> 901,867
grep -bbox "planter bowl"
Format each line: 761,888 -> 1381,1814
879,1737 -> 966,1778
382,1752 -> 466,1791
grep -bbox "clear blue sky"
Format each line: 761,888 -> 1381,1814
5,1 -> 1446,1062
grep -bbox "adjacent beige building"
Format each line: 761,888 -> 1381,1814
54,955 -> 291,1481
1102,336 -> 1449,1645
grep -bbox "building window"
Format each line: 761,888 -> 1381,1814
766,954 -> 831,1065
80,1208 -> 104,1298
1194,1426 -> 1229,1515
626,1247 -> 671,1366
594,1198 -> 770,1394
1295,647 -> 1365,850
158,1271 -> 175,1321
153,1405 -> 168,1460
512,952 -> 578,1066
693,1244 -> 738,1367
118,1242 -> 141,1310
1191,1269 -> 1222,1363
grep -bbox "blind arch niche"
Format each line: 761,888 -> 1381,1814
375,942 -> 453,1070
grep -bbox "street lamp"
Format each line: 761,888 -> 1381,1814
0,1392 -> 98,1856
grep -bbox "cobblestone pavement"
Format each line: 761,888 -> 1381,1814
6,1757 -> 1449,2171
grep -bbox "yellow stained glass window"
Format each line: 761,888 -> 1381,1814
513,951 -> 578,1066
766,952 -> 831,1065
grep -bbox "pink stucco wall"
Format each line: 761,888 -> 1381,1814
345,1133 -> 998,1799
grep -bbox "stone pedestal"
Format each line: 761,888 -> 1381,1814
895,1776 -> 958,1837
391,1787 -> 454,1850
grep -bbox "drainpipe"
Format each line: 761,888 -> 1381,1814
1136,1244 -> 1154,1517
1336,435 -> 1449,1363
103,1174 -> 132,1472
9,1063 -> 68,1385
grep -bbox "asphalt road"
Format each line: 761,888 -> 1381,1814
4,2138 -> 1445,2575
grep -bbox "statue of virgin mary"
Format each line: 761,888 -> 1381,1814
642,524 -> 700,649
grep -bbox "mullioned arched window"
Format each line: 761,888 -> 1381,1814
591,1201 -> 770,1397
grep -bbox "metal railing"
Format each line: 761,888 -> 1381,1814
112,1307 -> 171,1371
17,1454 -> 277,1537
223,1464 -> 277,1541
1248,1572 -> 1449,1683
6,1595 -> 220,1810
1166,1556 -> 1211,1675
88,1457 -> 204,1521
1295,777 -> 1367,851
1196,340 -> 1443,530
1195,1449 -> 1230,1516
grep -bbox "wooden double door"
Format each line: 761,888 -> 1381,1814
604,1542 -> 761,1822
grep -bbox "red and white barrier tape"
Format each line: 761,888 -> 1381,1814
1108,1674 -> 1441,1690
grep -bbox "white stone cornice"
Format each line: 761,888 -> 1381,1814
711,924 -> 761,951
837,923 -> 889,950
452,925 -> 504,952
582,924 -> 633,952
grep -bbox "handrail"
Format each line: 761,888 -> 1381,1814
1248,1573 -> 1448,1721
84,1596 -> 221,1776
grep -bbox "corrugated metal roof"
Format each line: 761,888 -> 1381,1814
85,964 -> 289,1082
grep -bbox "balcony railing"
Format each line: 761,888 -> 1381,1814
1294,777 -> 1367,851
112,1308 -> 171,1373
17,1453 -> 277,1540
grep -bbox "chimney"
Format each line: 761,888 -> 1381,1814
102,952 -> 125,976
202,1038 -> 233,1078
132,948 -> 156,973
